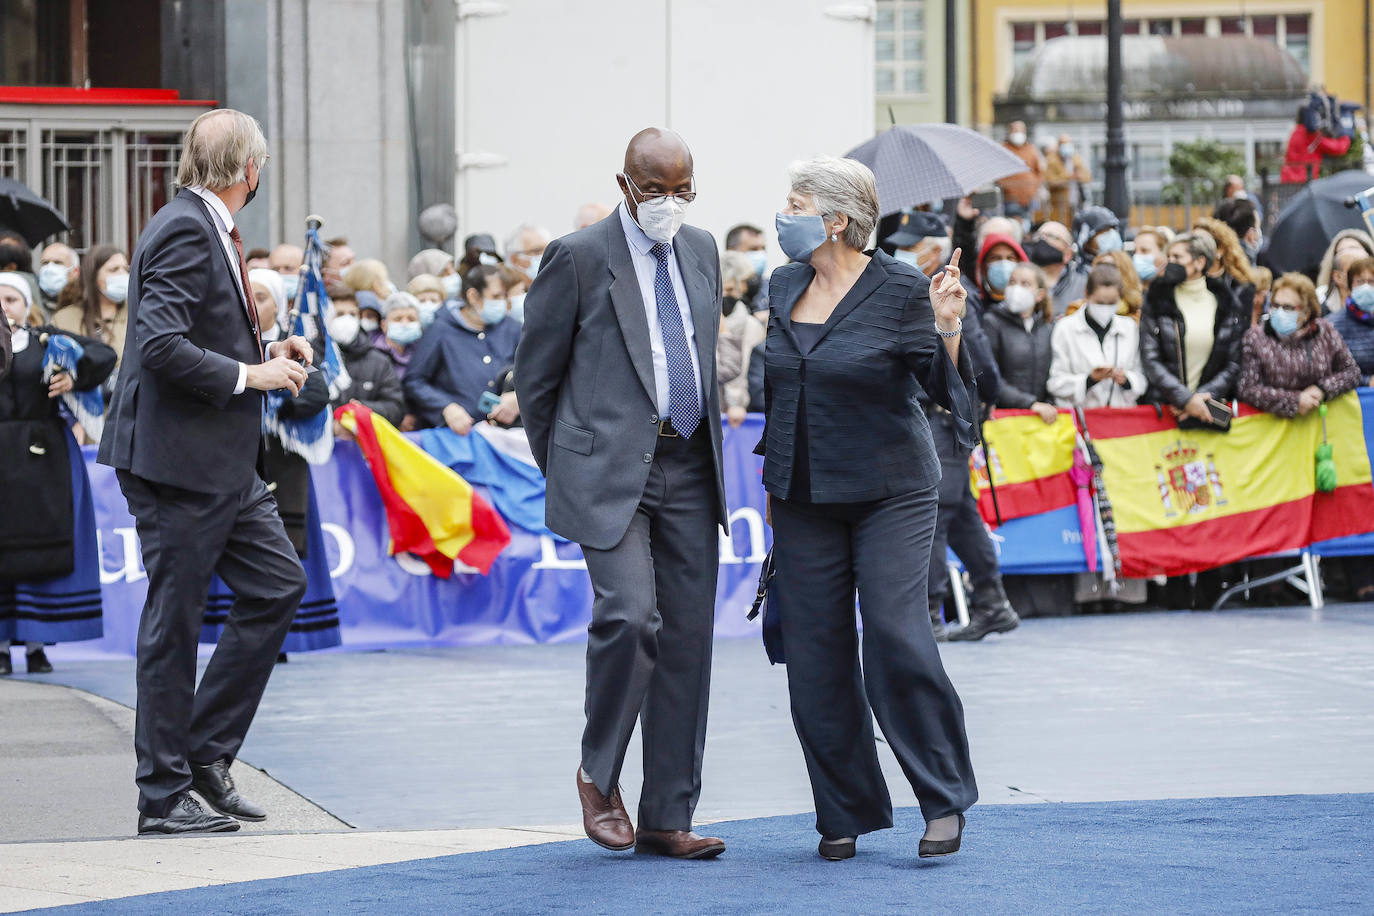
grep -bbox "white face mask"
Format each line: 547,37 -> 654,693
1087,302 -> 1119,327
359,317 -> 380,333
328,313 -> 361,343
633,196 -> 690,244
1003,284 -> 1036,315
1009,131 -> 1027,146
103,273 -> 129,304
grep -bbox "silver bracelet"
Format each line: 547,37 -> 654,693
935,318 -> 962,339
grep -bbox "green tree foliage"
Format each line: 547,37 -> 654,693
1162,139 -> 1247,205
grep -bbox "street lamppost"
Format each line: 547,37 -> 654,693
1104,0 -> 1129,219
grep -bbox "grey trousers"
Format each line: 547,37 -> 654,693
578,431 -> 718,832
771,487 -> 978,838
118,471 -> 306,817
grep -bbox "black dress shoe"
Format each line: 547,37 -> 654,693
0,652 -> 11,676
138,792 -> 240,835
25,647 -> 53,674
918,813 -> 965,858
929,606 -> 949,642
192,758 -> 267,821
818,836 -> 856,860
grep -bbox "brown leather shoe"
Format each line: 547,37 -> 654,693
576,767 -> 634,851
634,828 -> 726,859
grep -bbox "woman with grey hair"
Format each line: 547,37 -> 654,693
758,156 -> 979,862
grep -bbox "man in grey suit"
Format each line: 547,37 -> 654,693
515,128 -> 729,859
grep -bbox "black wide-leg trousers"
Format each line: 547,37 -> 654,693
771,486 -> 978,839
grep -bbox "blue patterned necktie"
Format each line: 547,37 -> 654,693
650,242 -> 702,436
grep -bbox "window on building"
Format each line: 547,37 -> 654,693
1076,21 -> 1103,37
1283,14 -> 1310,72
875,0 -> 927,98
1012,22 -> 1037,71
1251,15 -> 1278,42
1132,144 -> 1166,183
1147,19 -> 1174,36
1179,18 -> 1206,35
1044,21 -> 1070,41
1219,17 -> 1246,35
1122,19 -> 1141,35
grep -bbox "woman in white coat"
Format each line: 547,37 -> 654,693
1048,263 -> 1146,408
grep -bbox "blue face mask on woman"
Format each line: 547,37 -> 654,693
1094,229 -> 1123,254
985,259 -> 1016,292
1351,284 -> 1374,312
775,213 -> 828,263
479,298 -> 508,326
1269,308 -> 1300,336
1132,252 -> 1158,281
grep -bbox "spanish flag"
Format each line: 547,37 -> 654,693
1083,392 -> 1374,578
335,403 -> 511,577
970,409 -> 1078,526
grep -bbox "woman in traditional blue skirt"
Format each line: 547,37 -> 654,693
1,273 -> 114,675
202,270 -> 342,655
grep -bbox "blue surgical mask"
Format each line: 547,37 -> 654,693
38,263 -> 72,298
1268,308 -> 1300,336
508,293 -> 526,324
419,300 -> 441,327
1094,229 -> 1123,254
386,320 -> 422,345
1132,252 -> 1158,282
479,298 -> 508,325
985,259 -> 1016,292
892,249 -> 921,268
283,272 -> 300,303
746,250 -> 769,277
1059,143 -> 1075,159
775,213 -> 828,263
1351,284 -> 1374,311
441,273 -> 461,300
103,273 -> 129,304
523,255 -> 541,281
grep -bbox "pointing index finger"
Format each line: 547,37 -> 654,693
948,247 -> 962,270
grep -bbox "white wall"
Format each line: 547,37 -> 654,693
455,0 -> 876,262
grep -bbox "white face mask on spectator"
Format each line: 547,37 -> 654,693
328,313 -> 360,344
1003,284 -> 1036,315
1087,302 -> 1119,326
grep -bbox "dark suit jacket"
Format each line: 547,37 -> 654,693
99,189 -> 266,493
514,211 -> 728,551
758,250 -> 977,503
0,321 -> 10,382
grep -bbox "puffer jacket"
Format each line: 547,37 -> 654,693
982,304 -> 1053,408
1139,275 -> 1248,407
1238,317 -> 1362,418
332,330 -> 407,427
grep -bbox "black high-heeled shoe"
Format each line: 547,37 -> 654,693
818,836 -> 856,860
918,813 -> 964,858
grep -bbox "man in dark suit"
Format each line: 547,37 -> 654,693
100,109 -> 314,835
515,128 -> 729,859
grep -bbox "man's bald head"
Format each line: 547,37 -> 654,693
269,243 -> 303,274
617,128 -> 695,223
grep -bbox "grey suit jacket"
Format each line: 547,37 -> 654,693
514,211 -> 728,550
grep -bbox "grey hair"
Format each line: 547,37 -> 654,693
1170,232 -> 1217,271
176,109 -> 268,192
720,250 -> 755,288
787,156 -> 878,251
504,224 -> 552,258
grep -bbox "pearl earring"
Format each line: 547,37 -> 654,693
830,233 -> 838,243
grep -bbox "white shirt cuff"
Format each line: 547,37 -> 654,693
234,362 -> 247,395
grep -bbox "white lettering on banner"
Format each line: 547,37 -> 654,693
392,551 -> 479,577
534,535 -> 588,570
320,523 -> 355,578
720,508 -> 767,565
97,527 -> 146,584
1062,528 -> 1083,545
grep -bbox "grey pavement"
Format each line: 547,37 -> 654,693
2,605 -> 1372,909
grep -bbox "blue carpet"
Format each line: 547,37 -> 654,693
48,794 -> 1373,914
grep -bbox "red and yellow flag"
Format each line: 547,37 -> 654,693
970,409 -> 1078,526
1083,393 -> 1374,578
335,403 -> 511,577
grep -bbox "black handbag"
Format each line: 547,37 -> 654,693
746,549 -> 785,664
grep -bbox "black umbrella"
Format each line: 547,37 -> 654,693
844,124 -> 1029,217
1263,170 -> 1374,274
0,177 -> 70,247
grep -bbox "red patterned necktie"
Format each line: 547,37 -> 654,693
228,224 -> 265,361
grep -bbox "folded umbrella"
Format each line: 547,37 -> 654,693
0,178 -> 70,247
1262,170 -> 1374,275
844,124 -> 1030,217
